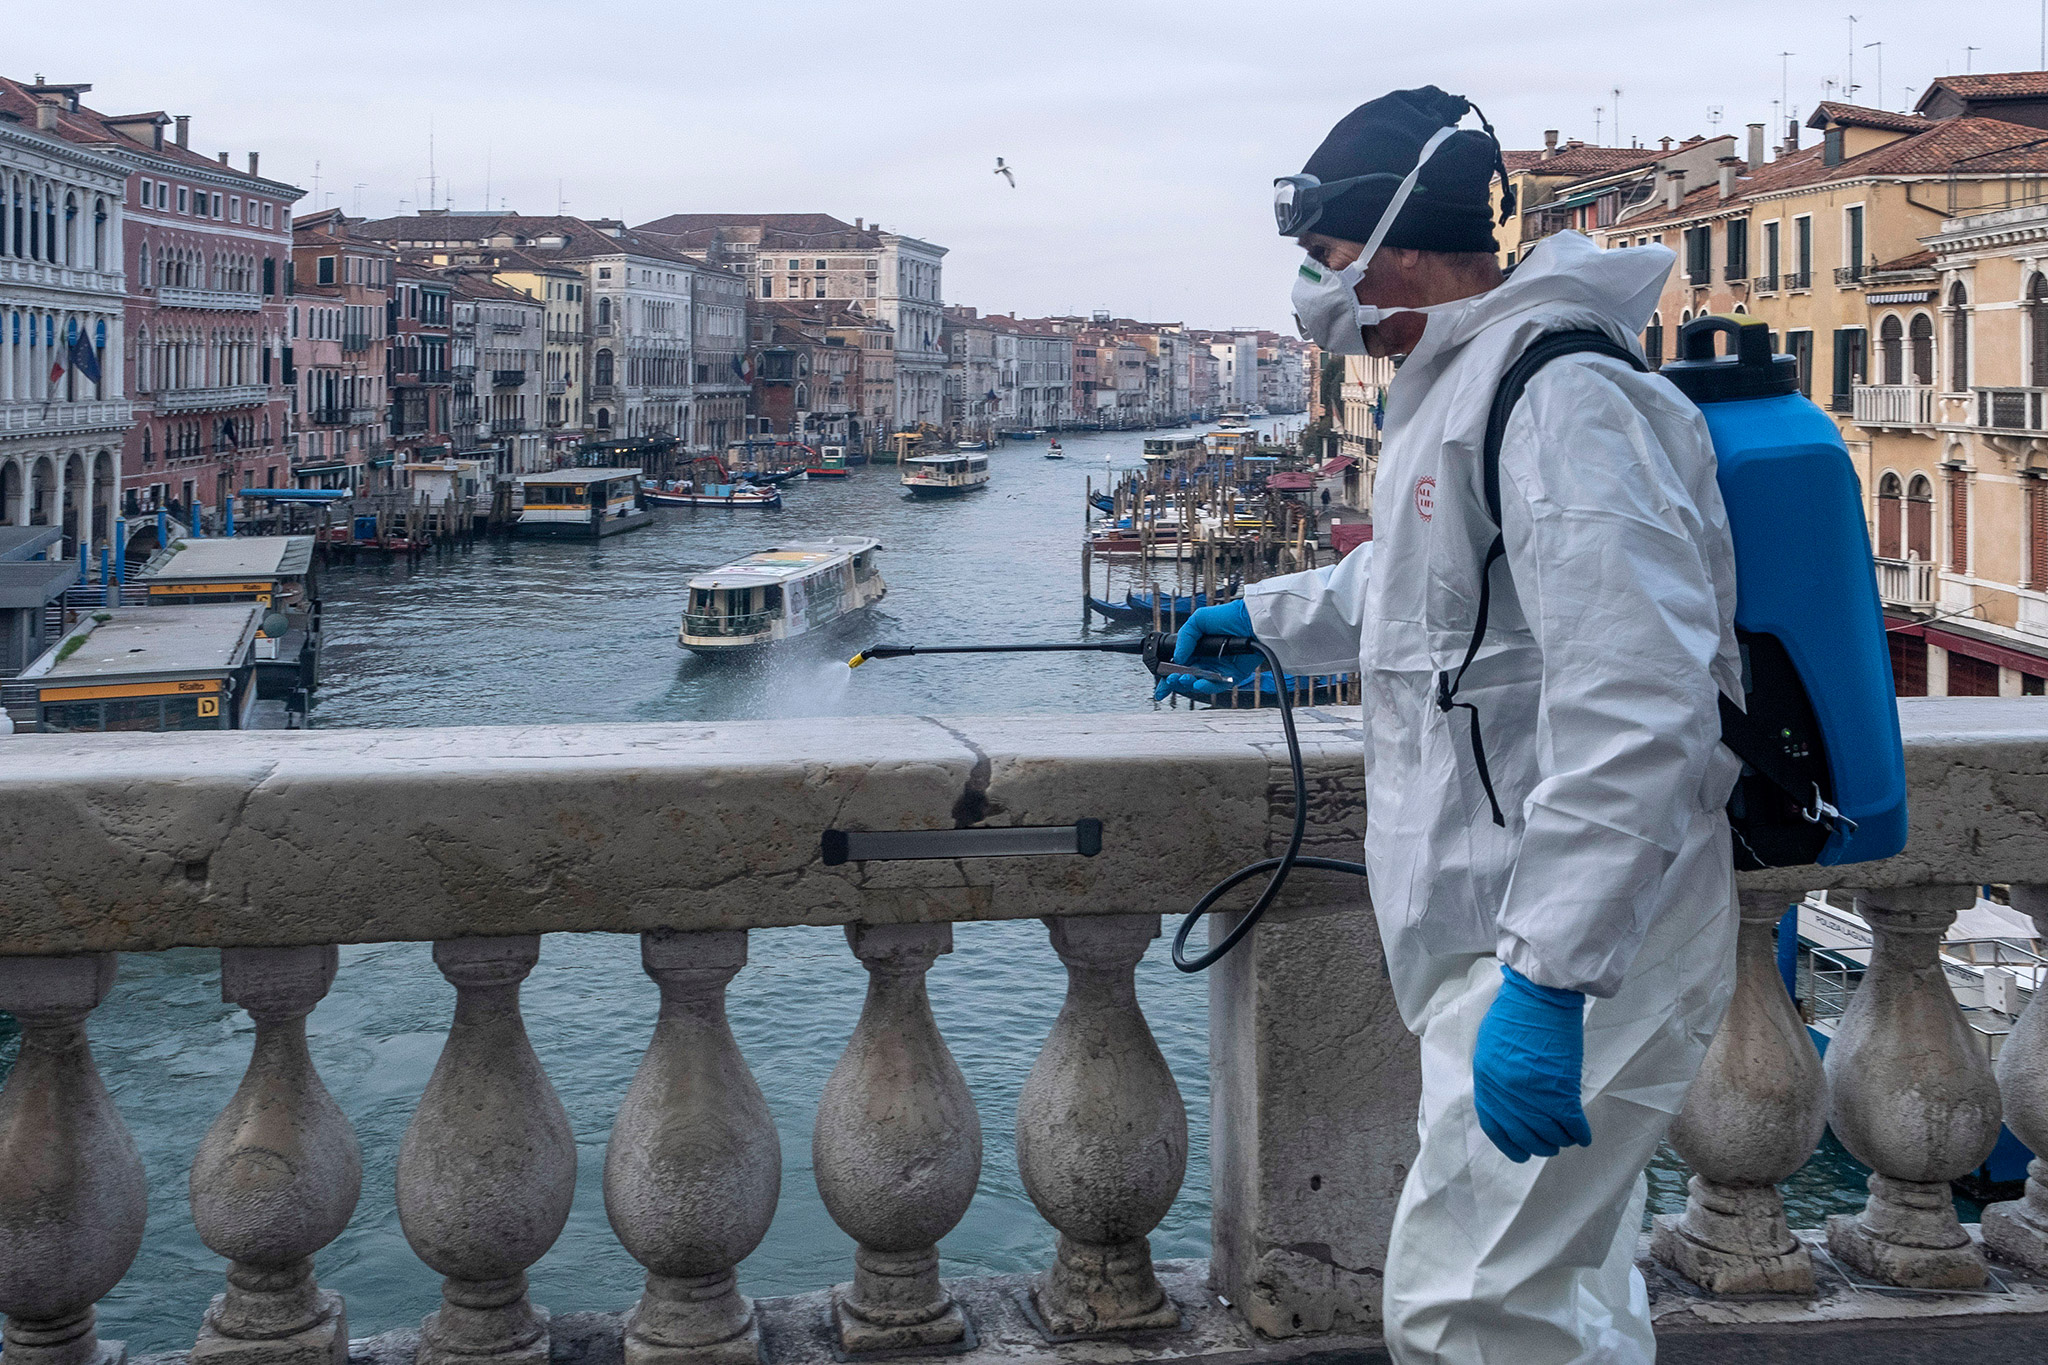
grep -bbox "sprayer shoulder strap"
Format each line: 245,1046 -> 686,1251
1437,330 -> 1647,827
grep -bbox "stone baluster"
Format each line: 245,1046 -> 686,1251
396,937 -> 576,1365
1824,886 -> 2003,1288
190,946 -> 362,1365
1980,885 -> 2048,1271
813,923 -> 982,1353
0,954 -> 146,1365
604,930 -> 779,1365
1652,891 -> 1827,1293
1016,914 -> 1186,1337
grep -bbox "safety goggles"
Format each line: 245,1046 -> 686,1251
1273,171 -> 1400,237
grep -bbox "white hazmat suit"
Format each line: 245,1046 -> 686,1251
1245,230 -> 1743,1364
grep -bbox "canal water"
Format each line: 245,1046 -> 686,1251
12,422 -> 1878,1350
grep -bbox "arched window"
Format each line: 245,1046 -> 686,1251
595,349 -> 614,386
1909,313 -> 1934,386
1906,473 -> 1934,562
598,296 -> 612,327
1879,315 -> 1904,386
2030,275 -> 2048,387
140,427 -> 151,465
1876,472 -> 1903,557
595,407 -> 611,430
1948,282 -> 1970,391
795,382 -> 809,410
92,198 -> 106,270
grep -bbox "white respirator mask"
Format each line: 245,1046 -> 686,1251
1288,124 -> 1461,355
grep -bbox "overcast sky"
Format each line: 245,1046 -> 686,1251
13,0 -> 2042,332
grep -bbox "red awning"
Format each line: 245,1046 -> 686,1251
1331,521 -> 1373,558
1319,455 -> 1359,473
1267,472 -> 1316,492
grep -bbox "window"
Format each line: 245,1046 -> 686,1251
1907,474 -> 1934,560
229,196 -> 241,223
1910,313 -> 1935,385
1794,216 -> 1813,286
1763,220 -> 1780,286
1948,282 -> 1970,391
211,193 -> 222,217
1725,218 -> 1748,280
815,259 -> 827,270
598,267 -> 612,280
1948,469 -> 1970,573
1877,472 -> 1902,557
1824,127 -> 1845,167
1880,315 -> 1904,385
2030,479 -> 2048,590
138,180 -> 152,208
176,185 -> 188,213
2031,275 -> 2048,386
316,255 -> 335,285
1831,328 -> 1866,411
263,203 -> 274,228
787,259 -> 799,269
1683,225 -> 1712,283
1844,205 -> 1864,281
1787,329 -> 1814,396
263,256 -> 275,296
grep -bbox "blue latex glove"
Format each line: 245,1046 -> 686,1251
1472,965 -> 1592,1163
1153,600 -> 1261,701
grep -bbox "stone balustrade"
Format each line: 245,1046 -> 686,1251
5,700 -> 2048,1363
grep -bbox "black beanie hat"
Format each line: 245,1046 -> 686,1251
1297,86 -> 1511,254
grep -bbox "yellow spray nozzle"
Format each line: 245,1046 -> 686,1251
848,652 -> 868,669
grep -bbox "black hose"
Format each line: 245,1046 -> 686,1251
1167,638 -> 1370,972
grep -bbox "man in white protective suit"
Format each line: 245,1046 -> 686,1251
1162,87 -> 1745,1363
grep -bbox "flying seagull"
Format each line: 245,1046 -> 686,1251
994,157 -> 1016,188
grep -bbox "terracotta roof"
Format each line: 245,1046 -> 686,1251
0,75 -> 302,195
352,213 -> 714,268
1807,102 -> 1931,134
1509,145 -> 1660,178
1873,249 -> 1936,272
635,214 -> 885,251
1923,72 -> 2048,102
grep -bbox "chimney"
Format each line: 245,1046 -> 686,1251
1660,136 -> 1673,152
1718,157 -> 1741,199
35,101 -> 59,132
1666,169 -> 1686,210
1542,129 -> 1558,159
854,217 -> 863,230
1747,121 -> 1766,170
217,152 -> 228,166
1785,118 -> 1801,154
247,151 -> 259,177
174,115 -> 189,147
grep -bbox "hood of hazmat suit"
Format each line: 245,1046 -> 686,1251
1241,229 -> 1743,1365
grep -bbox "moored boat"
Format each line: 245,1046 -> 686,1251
902,452 -> 990,497
645,481 -> 782,509
806,446 -> 853,479
954,439 -> 990,452
512,468 -> 652,539
679,538 -> 886,654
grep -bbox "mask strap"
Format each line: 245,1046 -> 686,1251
1350,124 -> 1461,275
1465,99 -> 1517,222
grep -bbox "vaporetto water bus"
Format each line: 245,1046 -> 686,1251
512,468 -> 653,538
678,538 -> 885,654
901,452 -> 989,498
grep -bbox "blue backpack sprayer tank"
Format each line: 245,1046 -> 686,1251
843,315 -> 1908,969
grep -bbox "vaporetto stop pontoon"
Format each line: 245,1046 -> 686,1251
678,538 -> 885,655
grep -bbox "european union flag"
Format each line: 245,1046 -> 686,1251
67,330 -> 101,386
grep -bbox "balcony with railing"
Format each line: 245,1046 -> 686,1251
1686,266 -> 1711,286
1785,268 -> 1813,290
155,286 -> 265,312
342,332 -> 372,353
489,418 -> 528,436
155,385 -> 269,413
492,369 -> 527,388
0,398 -> 133,434
1977,386 -> 2048,432
1753,272 -> 1780,292
492,321 -> 527,336
548,379 -> 568,395
308,406 -> 377,426
1852,384 -> 1935,429
1874,555 -> 1938,610
11,707 -> 2048,1361
1834,264 -> 1866,286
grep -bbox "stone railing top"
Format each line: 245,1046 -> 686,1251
0,697 -> 2042,954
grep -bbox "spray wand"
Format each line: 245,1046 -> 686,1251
847,630 -> 1371,972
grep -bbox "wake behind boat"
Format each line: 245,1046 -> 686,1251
679,538 -> 885,654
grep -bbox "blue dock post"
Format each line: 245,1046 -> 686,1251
224,495 -> 234,537
77,538 -> 87,584
99,546 -> 109,587
191,501 -> 202,538
115,520 -> 126,584
157,506 -> 167,547
1776,905 -> 1800,1003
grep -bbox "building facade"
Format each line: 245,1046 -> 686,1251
386,264 -> 453,465
0,89 -> 131,564
632,213 -> 948,431
290,210 -> 392,490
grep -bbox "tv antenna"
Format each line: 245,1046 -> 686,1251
1864,40 -> 1884,110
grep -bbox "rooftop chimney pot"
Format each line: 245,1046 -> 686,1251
217,152 -> 228,166
1747,121 -> 1766,170
1718,159 -> 1738,199
1660,136 -> 1673,152
247,151 -> 259,177
1666,169 -> 1687,210
1785,118 -> 1801,153
1542,129 -> 1558,159
34,101 -> 59,132
174,115 -> 189,148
